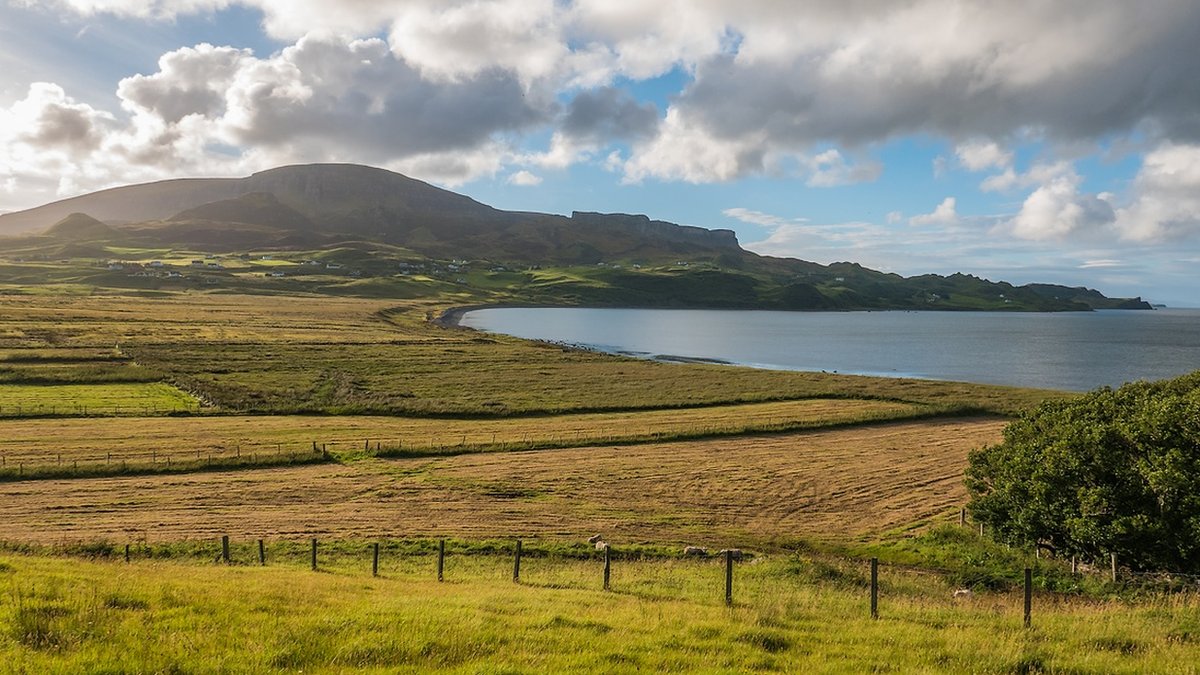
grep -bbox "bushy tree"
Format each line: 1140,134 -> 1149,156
966,371 -> 1200,572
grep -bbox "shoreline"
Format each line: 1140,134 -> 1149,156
432,305 -> 1198,392
434,302 -> 1165,330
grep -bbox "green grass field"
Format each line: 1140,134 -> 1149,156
0,382 -> 199,416
3,546 -> 1198,673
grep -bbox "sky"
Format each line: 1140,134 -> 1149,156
1,2 -> 1198,306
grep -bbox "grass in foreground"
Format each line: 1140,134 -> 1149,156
1,550 -> 1198,673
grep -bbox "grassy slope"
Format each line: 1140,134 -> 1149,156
0,233 -> 1146,312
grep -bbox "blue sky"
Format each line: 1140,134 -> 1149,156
1,1 -> 1199,305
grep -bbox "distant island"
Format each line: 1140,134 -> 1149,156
0,163 -> 1152,312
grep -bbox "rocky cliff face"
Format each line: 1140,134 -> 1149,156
570,212 -> 739,250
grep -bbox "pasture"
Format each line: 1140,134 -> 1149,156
2,550 -> 1198,673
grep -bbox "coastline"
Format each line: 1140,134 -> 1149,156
435,305 -> 1199,391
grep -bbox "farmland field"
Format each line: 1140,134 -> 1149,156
0,398 -> 922,474
0,418 -> 1004,545
3,288 -> 1182,673
0,382 -> 199,416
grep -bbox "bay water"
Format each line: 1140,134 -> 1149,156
460,307 -> 1200,392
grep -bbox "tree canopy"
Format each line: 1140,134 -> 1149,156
966,371 -> 1200,572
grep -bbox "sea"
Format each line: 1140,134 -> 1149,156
460,307 -> 1200,392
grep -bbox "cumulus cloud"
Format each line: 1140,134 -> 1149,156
956,140 -> 1012,172
909,197 -> 959,226
37,1 -> 1200,183
117,44 -> 252,124
622,107 -> 765,183
1004,168 -> 1115,241
561,87 -> 658,144
0,32 -> 554,205
1114,143 -> 1200,242
619,1 -> 1200,182
507,169 -> 543,186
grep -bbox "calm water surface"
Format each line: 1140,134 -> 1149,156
461,307 -> 1200,391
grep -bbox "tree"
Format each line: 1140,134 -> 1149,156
965,371 -> 1200,572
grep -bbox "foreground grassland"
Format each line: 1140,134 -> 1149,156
0,419 -> 1004,545
2,552 -> 1198,673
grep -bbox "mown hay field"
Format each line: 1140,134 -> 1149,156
0,398 -> 920,471
0,418 -> 1005,546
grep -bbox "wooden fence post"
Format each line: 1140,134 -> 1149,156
437,539 -> 445,582
513,540 -> 522,583
870,557 -> 879,619
1111,553 -> 1117,583
603,545 -> 611,591
724,549 -> 734,606
1023,567 -> 1032,628
959,507 -> 966,526
221,535 -> 230,564
1070,556 -> 1077,575
125,544 -> 130,564
372,542 -> 379,577
311,538 -> 318,571
258,538 -> 265,565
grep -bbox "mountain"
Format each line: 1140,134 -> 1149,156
0,164 -> 737,260
0,163 -> 1152,311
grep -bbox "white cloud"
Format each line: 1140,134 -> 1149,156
805,149 -> 882,187
909,197 -> 958,226
622,107 -> 763,183
1114,142 -> 1200,242
932,155 -> 947,179
956,140 -> 1012,172
507,169 -> 543,186
980,167 -> 1019,192
0,32 -> 553,205
1079,259 -> 1124,269
387,0 -> 567,86
30,1 -> 1200,189
1004,168 -> 1115,241
723,207 -> 807,228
